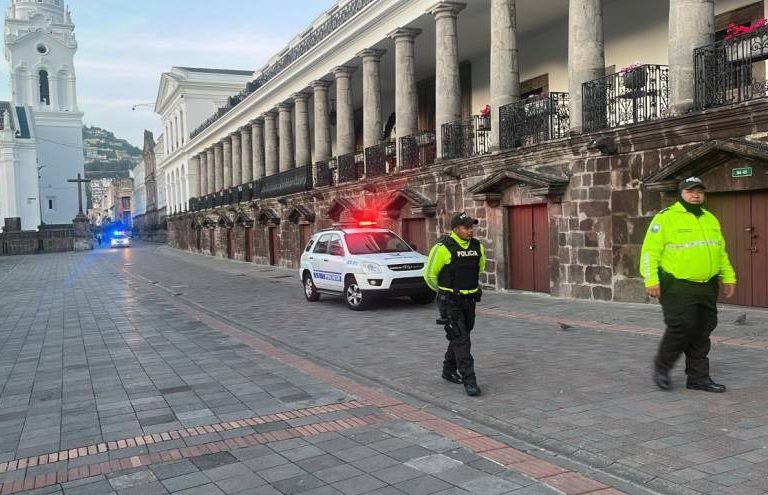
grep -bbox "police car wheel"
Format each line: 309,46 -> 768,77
411,292 -> 436,305
344,277 -> 369,311
303,273 -> 320,302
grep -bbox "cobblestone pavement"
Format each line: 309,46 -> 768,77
0,248 -> 635,495
99,244 -> 768,495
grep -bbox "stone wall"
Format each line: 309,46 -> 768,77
1,220 -> 75,256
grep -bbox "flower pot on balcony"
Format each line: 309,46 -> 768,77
622,69 -> 646,91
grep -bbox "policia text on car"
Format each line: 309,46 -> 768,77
424,212 -> 486,397
640,177 -> 737,393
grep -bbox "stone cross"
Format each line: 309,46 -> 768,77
67,173 -> 91,216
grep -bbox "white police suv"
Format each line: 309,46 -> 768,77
299,223 -> 435,310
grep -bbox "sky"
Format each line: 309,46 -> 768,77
0,0 -> 331,147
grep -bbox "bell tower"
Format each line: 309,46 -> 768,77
5,0 -> 79,111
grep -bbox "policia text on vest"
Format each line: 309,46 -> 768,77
424,212 -> 486,397
640,177 -> 736,394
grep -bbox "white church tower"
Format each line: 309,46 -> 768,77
0,0 -> 84,228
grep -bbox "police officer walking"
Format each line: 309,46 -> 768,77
424,212 -> 486,397
640,177 -> 736,393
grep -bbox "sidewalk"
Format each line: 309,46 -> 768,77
0,249 -> 632,495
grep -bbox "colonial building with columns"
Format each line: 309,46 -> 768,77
163,0 -> 768,308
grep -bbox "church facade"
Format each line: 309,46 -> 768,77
0,0 -> 84,230
162,0 -> 768,308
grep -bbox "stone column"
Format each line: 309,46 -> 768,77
206,148 -> 215,194
293,93 -> 312,168
278,102 -> 295,172
264,111 -> 279,176
231,132 -> 242,186
199,152 -> 207,197
669,0 -> 714,114
568,0 -> 605,132
491,0 -> 520,148
428,2 -> 466,159
252,119 -> 266,179
388,29 -> 421,140
333,66 -> 356,156
213,143 -> 223,192
222,137 -> 233,188
312,81 -> 332,162
240,126 -> 253,183
189,155 -> 200,198
358,49 -> 386,149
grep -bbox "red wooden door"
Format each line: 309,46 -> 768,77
226,229 -> 234,259
707,190 -> 768,307
245,227 -> 253,262
209,229 -> 216,256
508,204 -> 550,293
402,218 -> 427,254
268,227 -> 278,266
300,224 -> 312,252
196,230 -> 202,251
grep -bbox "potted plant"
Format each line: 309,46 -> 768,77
620,62 -> 645,91
477,105 -> 491,131
725,18 -> 768,63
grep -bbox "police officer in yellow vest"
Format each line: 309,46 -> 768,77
640,177 -> 736,393
424,212 -> 486,397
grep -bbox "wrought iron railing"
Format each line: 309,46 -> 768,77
441,115 -> 492,160
695,27 -> 768,110
337,152 -> 360,184
499,93 -> 570,149
315,159 -> 335,188
399,131 -> 436,170
260,165 -> 313,198
364,142 -> 395,178
582,65 -> 669,132
190,0 -> 375,140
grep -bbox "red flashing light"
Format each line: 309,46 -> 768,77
358,220 -> 377,227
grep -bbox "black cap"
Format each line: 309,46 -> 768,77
450,212 -> 479,229
679,176 -> 706,191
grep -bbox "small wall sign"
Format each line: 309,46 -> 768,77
732,167 -> 753,178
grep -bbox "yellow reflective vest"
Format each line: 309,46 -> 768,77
639,202 -> 736,287
424,232 -> 487,294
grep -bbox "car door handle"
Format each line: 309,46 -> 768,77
322,258 -> 329,262
309,256 -> 314,260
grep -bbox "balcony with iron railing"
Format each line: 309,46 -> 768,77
399,131 -> 436,170
441,115 -> 492,160
582,64 -> 669,132
363,141 -> 396,178
315,158 -> 335,188
260,165 -> 313,198
695,24 -> 768,110
499,92 -> 569,149
336,151 -> 366,184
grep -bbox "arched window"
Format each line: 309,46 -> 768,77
38,70 -> 50,105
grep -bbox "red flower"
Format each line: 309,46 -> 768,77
725,18 -> 767,40
479,104 -> 491,118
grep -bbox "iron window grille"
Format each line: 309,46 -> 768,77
398,131 -> 436,170
499,92 -> 570,149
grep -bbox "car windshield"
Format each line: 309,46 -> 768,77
345,231 -> 412,254
113,235 -> 128,240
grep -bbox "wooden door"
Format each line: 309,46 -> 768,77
300,224 -> 312,252
226,229 -> 234,259
508,204 -> 550,293
209,229 -> 216,256
196,230 -> 202,251
707,190 -> 768,307
268,227 -> 278,266
245,227 -> 253,262
402,218 -> 427,254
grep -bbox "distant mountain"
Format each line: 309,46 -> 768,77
82,126 -> 142,208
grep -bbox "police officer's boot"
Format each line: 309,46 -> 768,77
686,377 -> 726,393
464,381 -> 481,397
441,370 -> 462,384
653,366 -> 671,390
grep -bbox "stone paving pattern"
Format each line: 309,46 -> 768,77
0,249 -> 629,494
106,244 -> 768,495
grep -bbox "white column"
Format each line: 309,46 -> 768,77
428,1 -> 466,159
333,66 -> 356,156
293,93 -> 312,168
206,148 -> 215,194
264,111 -> 279,176
252,119 -> 266,179
231,132 -> 242,186
214,143 -> 223,191
189,156 -> 200,198
389,29 -> 421,140
241,126 -> 253,183
491,0 -> 520,148
199,152 -> 207,197
222,137 -> 233,188
278,102 -> 295,172
358,49 -> 386,149
312,81 -> 332,162
669,0 -> 714,114
568,0 -> 605,132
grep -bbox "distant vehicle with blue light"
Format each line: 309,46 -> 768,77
110,232 -> 130,248
299,222 -> 434,310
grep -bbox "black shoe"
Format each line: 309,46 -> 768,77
687,378 -> 726,393
442,371 -> 462,384
653,367 -> 671,390
464,382 -> 481,396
